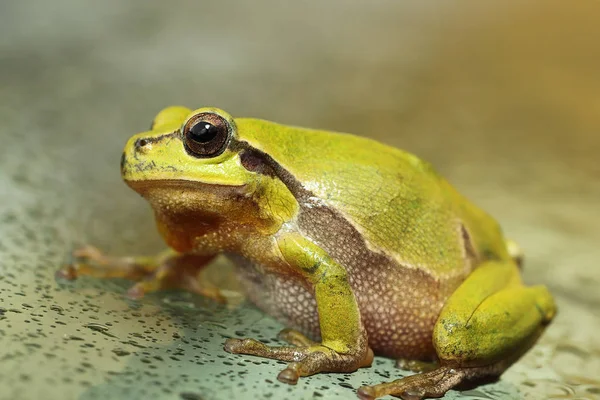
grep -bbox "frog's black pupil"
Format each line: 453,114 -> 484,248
189,122 -> 218,143
183,113 -> 230,158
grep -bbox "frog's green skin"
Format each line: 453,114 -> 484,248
107,107 -> 555,399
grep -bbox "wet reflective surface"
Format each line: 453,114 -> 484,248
1,1 -> 599,399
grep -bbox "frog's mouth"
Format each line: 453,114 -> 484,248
124,178 -> 248,198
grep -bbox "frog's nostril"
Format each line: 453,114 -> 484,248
135,138 -> 149,148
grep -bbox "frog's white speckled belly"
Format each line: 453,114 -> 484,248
229,254 -> 444,361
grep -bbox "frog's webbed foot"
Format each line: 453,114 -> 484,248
56,245 -> 224,302
357,366 -> 464,400
224,328 -> 374,384
357,363 -> 504,400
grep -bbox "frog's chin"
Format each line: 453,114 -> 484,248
123,178 -> 250,209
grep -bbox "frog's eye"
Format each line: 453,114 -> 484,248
182,112 -> 231,158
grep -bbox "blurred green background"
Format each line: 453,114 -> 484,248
1,1 -> 599,399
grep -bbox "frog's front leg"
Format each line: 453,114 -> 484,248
224,233 -> 374,383
357,260 -> 556,400
56,246 -> 223,302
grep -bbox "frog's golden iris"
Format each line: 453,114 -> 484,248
182,112 -> 231,158
59,107 -> 556,400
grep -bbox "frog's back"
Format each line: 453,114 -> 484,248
236,118 -> 512,359
237,117 -> 510,284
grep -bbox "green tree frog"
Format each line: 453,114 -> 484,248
58,107 -> 556,399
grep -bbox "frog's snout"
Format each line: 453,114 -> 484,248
120,133 -> 157,178
134,137 -> 151,152
132,136 -> 153,155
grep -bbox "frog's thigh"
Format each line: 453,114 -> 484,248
433,261 -> 555,366
224,233 -> 373,383
357,261 -> 556,400
434,287 -> 555,366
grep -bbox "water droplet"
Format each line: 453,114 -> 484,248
84,322 -> 118,338
63,334 -> 85,341
84,323 -> 108,332
112,348 -> 131,357
180,392 -> 204,400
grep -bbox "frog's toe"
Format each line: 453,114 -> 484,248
56,245 -> 109,281
275,349 -> 334,383
277,328 -> 318,347
181,275 -> 227,303
276,367 -> 299,384
223,338 -> 270,355
394,358 -> 438,373
356,385 -> 377,400
125,283 -> 147,299
55,264 -> 78,280
277,345 -> 372,381
57,244 -> 146,282
72,245 -> 105,262
223,337 -> 307,362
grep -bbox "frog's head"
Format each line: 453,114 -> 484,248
121,106 -> 299,239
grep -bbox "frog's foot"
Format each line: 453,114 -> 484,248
277,328 -> 319,347
357,364 -> 501,400
56,245 -> 151,281
224,332 -> 374,384
56,246 -> 223,302
395,359 -> 438,373
125,260 -> 225,303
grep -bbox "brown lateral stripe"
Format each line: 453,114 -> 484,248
232,140 -> 313,201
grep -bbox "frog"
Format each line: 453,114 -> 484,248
57,106 -> 556,399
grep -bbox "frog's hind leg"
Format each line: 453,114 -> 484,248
357,260 -> 556,400
224,233 -> 374,385
56,245 -> 223,302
